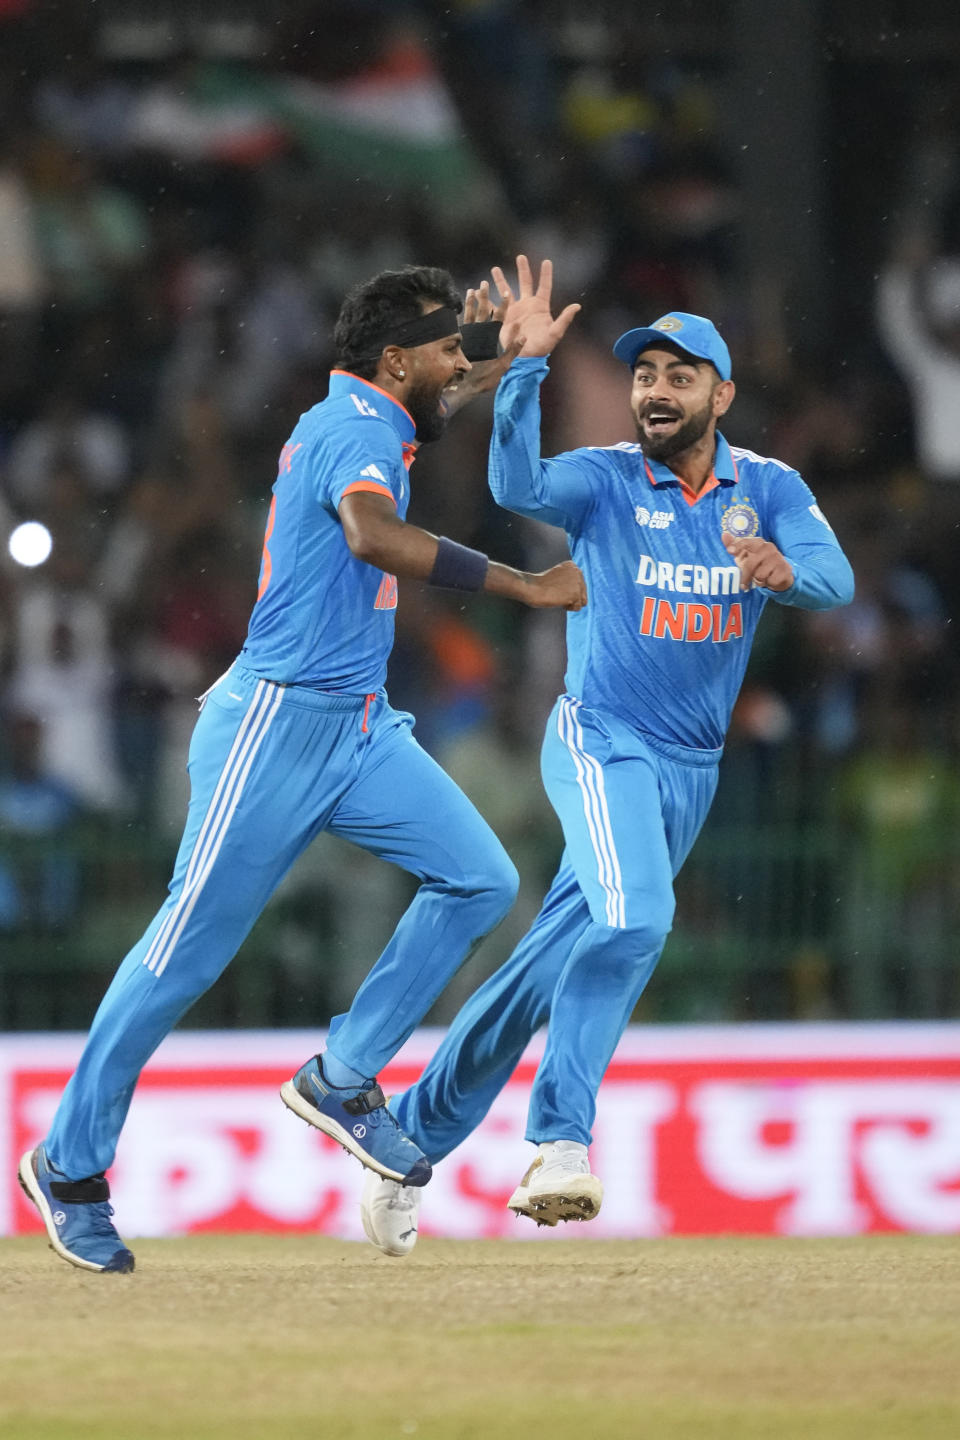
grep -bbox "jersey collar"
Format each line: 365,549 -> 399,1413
642,431 -> 739,505
329,370 -> 417,444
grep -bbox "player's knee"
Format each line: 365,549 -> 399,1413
444,832 -> 518,925
628,897 -> 674,951
484,849 -> 520,918
463,843 -> 518,924
595,896 -> 674,953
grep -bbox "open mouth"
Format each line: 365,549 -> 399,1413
439,382 -> 461,413
643,408 -> 683,434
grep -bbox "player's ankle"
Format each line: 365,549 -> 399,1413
319,1050 -> 370,1090
537,1139 -> 588,1161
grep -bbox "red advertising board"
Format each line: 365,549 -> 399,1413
3,1025 -> 959,1239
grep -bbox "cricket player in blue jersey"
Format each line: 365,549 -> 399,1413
18,264 -> 586,1273
361,257 -> 855,1255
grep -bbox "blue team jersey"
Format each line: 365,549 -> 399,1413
491,357 -> 854,751
241,371 -> 415,691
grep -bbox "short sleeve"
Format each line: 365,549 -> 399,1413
313,415 -> 404,512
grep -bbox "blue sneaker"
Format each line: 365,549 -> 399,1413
280,1056 -> 431,1186
18,1145 -> 135,1273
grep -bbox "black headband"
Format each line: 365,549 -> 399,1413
377,306 -> 461,351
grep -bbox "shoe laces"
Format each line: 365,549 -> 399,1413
78,1200 -> 123,1239
384,1181 -> 420,1215
365,1105 -> 409,1137
538,1143 -> 590,1178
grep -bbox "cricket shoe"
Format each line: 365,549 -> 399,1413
361,1168 -> 422,1257
280,1056 -> 432,1186
18,1145 -> 135,1273
507,1141 -> 603,1227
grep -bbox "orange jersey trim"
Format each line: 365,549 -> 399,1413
643,457 -> 737,507
677,473 -> 720,507
257,494 -> 277,601
330,369 -> 416,430
340,480 -> 397,503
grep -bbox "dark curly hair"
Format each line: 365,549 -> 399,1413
333,265 -> 462,379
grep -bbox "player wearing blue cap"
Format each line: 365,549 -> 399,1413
361,257 -> 854,1255
18,264 -> 587,1273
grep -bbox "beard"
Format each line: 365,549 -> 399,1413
406,378 -> 449,444
635,397 -> 714,462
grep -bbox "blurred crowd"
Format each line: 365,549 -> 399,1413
1,1 -> 959,1023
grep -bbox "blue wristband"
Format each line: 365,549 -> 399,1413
428,536 -> 489,591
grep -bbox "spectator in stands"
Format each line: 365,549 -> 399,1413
876,228 -> 960,484
5,542 -> 128,812
4,381 -> 130,511
0,710 -> 85,933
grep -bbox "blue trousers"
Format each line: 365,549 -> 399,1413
393,694 -> 719,1157
46,665 -> 518,1179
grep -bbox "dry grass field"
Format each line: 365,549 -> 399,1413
1,1234 -> 958,1440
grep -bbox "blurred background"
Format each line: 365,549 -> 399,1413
1,0 -> 958,1034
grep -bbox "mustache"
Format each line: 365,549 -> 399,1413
641,403 -> 684,420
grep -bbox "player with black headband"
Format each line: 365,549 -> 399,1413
18,264 -> 585,1274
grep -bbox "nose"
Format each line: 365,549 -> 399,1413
646,372 -> 674,400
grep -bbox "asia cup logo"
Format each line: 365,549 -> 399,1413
720,499 -> 759,540
635,506 -> 675,529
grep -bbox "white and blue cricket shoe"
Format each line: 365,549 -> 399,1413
18,1145 -> 135,1273
280,1056 -> 432,1186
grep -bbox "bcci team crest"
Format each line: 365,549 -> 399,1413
654,317 -> 683,333
720,499 -> 759,540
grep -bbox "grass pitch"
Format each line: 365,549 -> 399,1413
1,1234 -> 957,1440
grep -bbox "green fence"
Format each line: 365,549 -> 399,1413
2,744 -> 959,1030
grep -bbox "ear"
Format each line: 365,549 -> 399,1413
713,379 -> 735,418
382,345 -> 407,382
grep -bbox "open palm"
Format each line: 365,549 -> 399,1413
492,255 -> 581,358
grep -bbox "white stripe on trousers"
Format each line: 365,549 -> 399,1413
143,679 -> 286,977
557,696 -> 626,928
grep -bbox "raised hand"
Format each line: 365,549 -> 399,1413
462,279 -> 506,325
441,280 -> 523,417
492,255 -> 581,358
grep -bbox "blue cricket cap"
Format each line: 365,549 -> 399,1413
613,311 -> 732,381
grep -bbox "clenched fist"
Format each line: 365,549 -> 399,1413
525,560 -> 588,611
722,533 -> 794,592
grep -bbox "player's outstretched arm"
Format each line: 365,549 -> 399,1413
340,491 -> 586,611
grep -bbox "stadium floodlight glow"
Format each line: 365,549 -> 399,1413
8,521 -> 53,568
